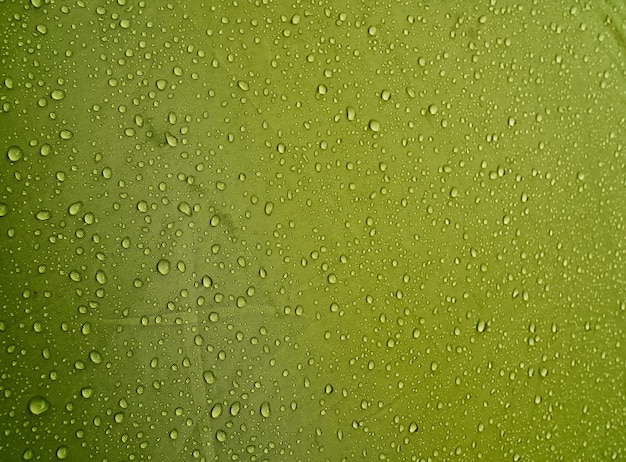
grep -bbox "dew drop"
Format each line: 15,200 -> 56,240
346,106 -> 356,121
369,119 -> 381,132
51,89 -> 65,101
216,429 -> 227,442
203,370 -> 217,384
260,401 -> 271,418
7,146 -> 23,161
35,210 -> 51,221
157,259 -> 171,275
28,396 -> 50,415
210,403 -> 223,419
68,201 -> 83,216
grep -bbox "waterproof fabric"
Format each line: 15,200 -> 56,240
1,1 -> 625,461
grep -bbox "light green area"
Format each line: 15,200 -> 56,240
1,0 -> 625,461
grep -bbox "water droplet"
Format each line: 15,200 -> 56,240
203,370 -> 216,384
89,350 -> 103,364
369,119 -> 381,132
165,132 -> 178,147
28,396 -> 50,415
216,429 -> 227,442
69,270 -> 81,282
35,210 -> 51,221
51,89 -> 65,101
59,129 -> 73,140
40,144 -> 52,156
56,445 -> 69,459
178,202 -> 192,216
68,201 -> 82,216
211,403 -> 223,418
7,146 -> 23,161
260,401 -> 271,418
346,106 -> 356,121
157,259 -> 171,275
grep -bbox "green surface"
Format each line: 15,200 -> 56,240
1,0 -> 625,461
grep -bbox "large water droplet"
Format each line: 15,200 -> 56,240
28,396 -> 50,415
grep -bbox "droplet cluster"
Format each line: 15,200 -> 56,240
1,2 -> 624,461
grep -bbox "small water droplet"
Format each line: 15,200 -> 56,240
68,201 -> 83,216
95,270 -> 107,284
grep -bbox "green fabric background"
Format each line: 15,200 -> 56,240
1,0 -> 625,460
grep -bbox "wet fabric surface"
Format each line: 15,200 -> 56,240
1,1 -> 625,460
